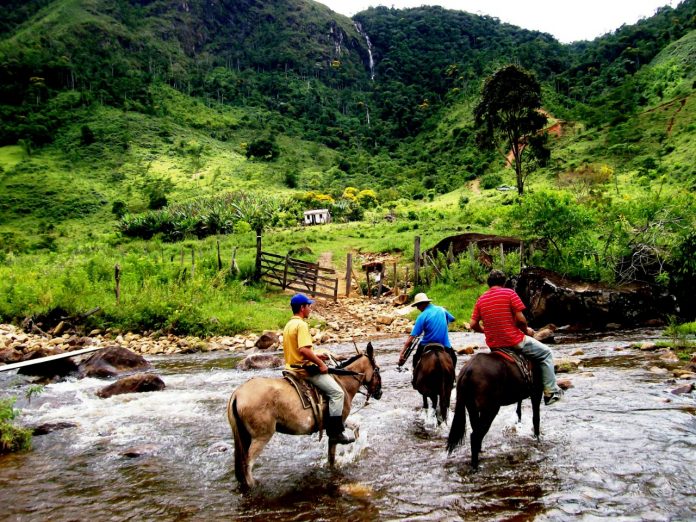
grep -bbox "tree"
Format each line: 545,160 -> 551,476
474,65 -> 548,195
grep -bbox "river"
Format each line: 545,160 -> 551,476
1,329 -> 695,521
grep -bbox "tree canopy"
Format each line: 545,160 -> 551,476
474,65 -> 548,195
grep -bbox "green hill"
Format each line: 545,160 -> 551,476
0,0 -> 695,332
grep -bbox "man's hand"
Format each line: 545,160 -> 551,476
526,327 -> 535,337
317,353 -> 329,361
318,361 -> 329,374
397,356 -> 406,367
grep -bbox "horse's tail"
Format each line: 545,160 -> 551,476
227,393 -> 250,485
446,376 -> 467,454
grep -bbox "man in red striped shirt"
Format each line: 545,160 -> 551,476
471,269 -> 563,405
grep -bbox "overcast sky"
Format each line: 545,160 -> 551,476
316,0 -> 679,43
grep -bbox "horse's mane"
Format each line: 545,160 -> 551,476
337,353 -> 364,368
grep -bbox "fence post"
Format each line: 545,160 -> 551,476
414,236 -> 421,285
520,241 -> 524,269
333,277 -> 339,302
217,240 -> 222,271
254,231 -> 262,281
366,269 -> 372,299
393,262 -> 398,296
230,246 -> 239,275
500,243 -> 505,267
345,253 -> 352,297
191,246 -> 195,280
405,267 -> 409,294
114,263 -> 121,305
282,254 -> 289,289
376,265 -> 384,303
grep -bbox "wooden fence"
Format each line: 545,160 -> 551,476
259,252 -> 339,301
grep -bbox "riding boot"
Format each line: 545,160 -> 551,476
326,416 -> 355,444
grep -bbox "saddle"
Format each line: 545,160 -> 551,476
282,369 -> 335,440
490,348 -> 534,389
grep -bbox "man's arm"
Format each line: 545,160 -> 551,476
471,319 -> 484,334
514,311 -> 534,337
398,335 -> 416,366
299,346 -> 329,373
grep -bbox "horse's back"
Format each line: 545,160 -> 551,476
459,352 -> 529,406
231,376 -> 316,435
414,349 -> 454,392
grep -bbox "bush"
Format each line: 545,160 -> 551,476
246,137 -> 279,160
480,172 -> 502,190
0,398 -> 32,455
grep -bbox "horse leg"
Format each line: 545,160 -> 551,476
328,441 -> 337,467
432,393 -> 443,424
244,434 -> 273,488
470,405 -> 499,469
532,394 -> 542,439
516,401 -> 522,422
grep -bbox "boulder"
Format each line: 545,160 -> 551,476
554,357 -> 581,373
0,348 -> 23,364
97,373 -> 165,398
79,346 -> 150,378
533,324 -> 556,344
237,353 -> 283,370
122,444 -> 159,458
670,383 -> 694,395
255,332 -> 279,350
376,315 -> 395,326
32,421 -> 78,435
513,267 -> 678,329
17,348 -> 78,380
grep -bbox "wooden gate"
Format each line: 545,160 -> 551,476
259,252 -> 339,301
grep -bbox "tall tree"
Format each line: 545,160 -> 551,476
474,65 -> 547,195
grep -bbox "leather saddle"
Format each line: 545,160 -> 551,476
282,370 -> 326,436
490,348 -> 534,389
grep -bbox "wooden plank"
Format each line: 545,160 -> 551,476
0,346 -> 104,373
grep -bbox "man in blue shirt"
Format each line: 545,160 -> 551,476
398,292 -> 456,371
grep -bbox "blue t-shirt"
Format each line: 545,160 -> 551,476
410,304 -> 455,348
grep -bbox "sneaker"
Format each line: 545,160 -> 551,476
544,390 -> 564,405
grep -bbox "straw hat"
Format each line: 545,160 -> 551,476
412,292 -> 431,307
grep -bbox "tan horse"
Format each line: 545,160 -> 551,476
226,342 -> 382,488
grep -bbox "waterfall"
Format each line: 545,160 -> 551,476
353,22 -> 375,80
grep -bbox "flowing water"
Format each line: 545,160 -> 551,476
1,330 -> 695,521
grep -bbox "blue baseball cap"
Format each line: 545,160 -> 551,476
290,293 -> 314,307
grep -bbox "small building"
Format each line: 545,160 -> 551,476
303,209 -> 331,226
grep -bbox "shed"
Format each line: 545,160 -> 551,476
303,209 -> 331,226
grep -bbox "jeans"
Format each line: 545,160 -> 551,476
514,335 -> 561,395
307,373 -> 345,416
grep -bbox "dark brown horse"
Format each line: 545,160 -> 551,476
412,346 -> 455,424
227,343 -> 382,488
446,351 -> 542,469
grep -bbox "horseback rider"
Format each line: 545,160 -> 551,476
471,269 -> 564,405
398,292 -> 457,372
282,293 -> 355,444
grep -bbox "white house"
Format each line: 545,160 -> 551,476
303,209 -> 332,225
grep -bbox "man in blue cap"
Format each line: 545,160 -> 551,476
283,293 -> 354,444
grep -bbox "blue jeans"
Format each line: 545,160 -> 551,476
514,335 -> 561,395
307,373 -> 345,416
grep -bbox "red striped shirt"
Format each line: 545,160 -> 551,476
471,287 -> 526,348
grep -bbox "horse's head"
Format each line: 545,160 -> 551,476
363,342 -> 382,400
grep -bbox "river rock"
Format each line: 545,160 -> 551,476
456,346 -> 476,355
554,357 -> 581,373
122,444 -> 159,458
513,266 -> 678,329
557,378 -> 573,390
79,346 -> 150,378
533,324 -> 556,344
237,353 -> 283,370
659,351 -> 680,363
670,383 -> 694,395
0,347 -> 23,364
637,341 -> 659,351
97,373 -> 165,398
17,347 -> 79,380
255,332 -> 279,350
376,315 -> 395,326
32,421 -> 78,435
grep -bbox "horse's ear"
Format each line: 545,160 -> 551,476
366,342 -> 374,358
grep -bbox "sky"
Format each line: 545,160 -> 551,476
316,0 -> 679,43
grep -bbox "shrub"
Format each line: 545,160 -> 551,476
0,398 -> 32,455
246,137 -> 279,160
480,172 -> 502,190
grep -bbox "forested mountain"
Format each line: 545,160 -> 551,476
0,0 -> 694,224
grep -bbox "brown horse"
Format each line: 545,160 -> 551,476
412,346 -> 454,424
446,351 -> 542,469
226,342 -> 382,488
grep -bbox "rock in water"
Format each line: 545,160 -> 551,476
97,373 -> 165,398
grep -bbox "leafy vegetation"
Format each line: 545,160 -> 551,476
0,0 -> 695,334
0,397 -> 32,455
